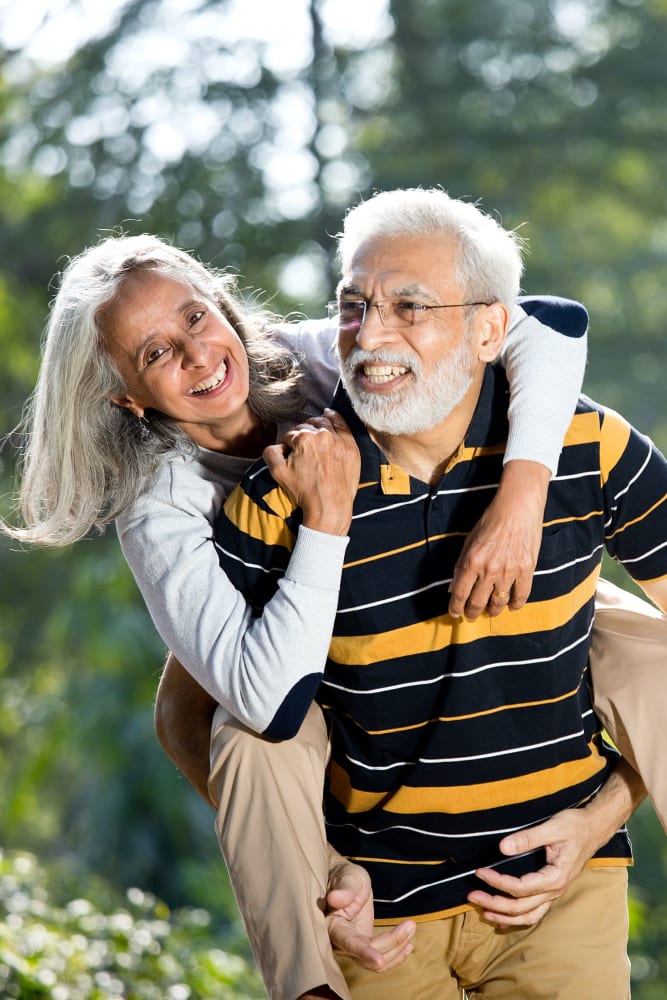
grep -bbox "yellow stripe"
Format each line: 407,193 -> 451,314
543,510 -> 603,529
223,486 -> 296,549
321,676 -> 586,737
328,740 -> 606,815
563,410 -> 603,448
349,856 -> 443,866
599,408 -> 632,485
329,567 -> 598,666
343,531 -> 465,570
605,491 -> 667,541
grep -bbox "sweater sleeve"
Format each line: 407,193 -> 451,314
116,459 -> 348,737
500,296 -> 589,475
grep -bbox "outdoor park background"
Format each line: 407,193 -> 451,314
0,0 -> 666,996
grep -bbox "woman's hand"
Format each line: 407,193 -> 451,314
448,460 -> 551,620
263,409 -> 360,537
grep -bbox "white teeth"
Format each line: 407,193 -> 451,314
189,360 -> 227,395
363,364 -> 408,385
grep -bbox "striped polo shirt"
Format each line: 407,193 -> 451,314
216,365 -> 667,922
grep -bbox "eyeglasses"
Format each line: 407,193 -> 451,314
326,298 -> 490,331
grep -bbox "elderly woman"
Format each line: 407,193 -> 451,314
6,231 -> 654,1000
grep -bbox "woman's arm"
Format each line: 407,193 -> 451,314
118,412 -> 359,739
448,296 -> 588,619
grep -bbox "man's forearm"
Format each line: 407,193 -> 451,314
583,757 -> 646,851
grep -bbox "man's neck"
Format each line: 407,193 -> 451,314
368,369 -> 485,487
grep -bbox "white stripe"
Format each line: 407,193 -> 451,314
339,545 -> 602,615
345,729 -> 584,771
619,538 -> 667,565
323,624 -> 593,695
327,786 -> 606,843
551,469 -> 600,483
351,494 -> 428,520
338,577 -> 451,615
213,543 -> 281,577
373,850 -> 540,904
613,442 -> 652,501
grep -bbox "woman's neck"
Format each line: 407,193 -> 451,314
184,409 -> 276,458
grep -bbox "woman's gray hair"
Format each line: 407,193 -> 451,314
337,187 -> 525,308
3,234 -> 306,547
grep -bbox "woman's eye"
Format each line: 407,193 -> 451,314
145,346 -> 168,365
189,309 -> 206,327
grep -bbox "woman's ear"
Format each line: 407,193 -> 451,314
110,394 -> 145,419
476,302 -> 510,363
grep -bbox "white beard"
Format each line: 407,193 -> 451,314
337,336 -> 477,436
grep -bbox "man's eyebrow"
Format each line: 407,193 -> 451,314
337,282 -> 364,296
337,281 -> 439,303
393,282 -> 439,303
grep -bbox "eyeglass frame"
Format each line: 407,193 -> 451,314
326,297 -> 491,329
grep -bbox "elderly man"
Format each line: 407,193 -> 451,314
215,187 -> 667,998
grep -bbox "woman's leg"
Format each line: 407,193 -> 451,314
590,576 -> 667,831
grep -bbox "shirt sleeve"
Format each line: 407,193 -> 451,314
501,296 -> 589,475
599,405 -> 667,584
116,460 -> 348,739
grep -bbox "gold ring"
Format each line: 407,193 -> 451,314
494,589 -> 510,600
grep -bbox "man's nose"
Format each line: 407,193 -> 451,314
355,303 -> 392,351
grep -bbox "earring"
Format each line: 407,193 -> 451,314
138,415 -> 151,442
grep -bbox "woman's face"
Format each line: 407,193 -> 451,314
103,269 -> 254,450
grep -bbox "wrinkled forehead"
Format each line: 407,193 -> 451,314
340,232 -> 461,300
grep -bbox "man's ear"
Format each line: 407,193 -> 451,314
476,302 -> 510,363
110,394 -> 145,419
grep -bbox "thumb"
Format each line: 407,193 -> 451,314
500,820 -> 556,857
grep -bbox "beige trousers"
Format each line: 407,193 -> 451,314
208,578 -> 667,1000
340,868 -> 629,1000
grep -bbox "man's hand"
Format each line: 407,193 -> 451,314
326,851 -> 415,972
467,759 -> 645,927
448,460 -> 550,620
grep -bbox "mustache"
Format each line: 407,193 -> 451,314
338,346 -> 421,373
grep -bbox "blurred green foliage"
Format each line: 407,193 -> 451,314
0,848 -> 263,999
1,0 -> 667,996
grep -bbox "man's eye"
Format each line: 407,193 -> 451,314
395,301 -> 426,315
340,301 -> 365,316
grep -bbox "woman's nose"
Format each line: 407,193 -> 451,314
181,338 -> 208,368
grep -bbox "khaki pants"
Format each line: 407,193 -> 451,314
207,578 -> 666,1000
340,868 -> 629,1000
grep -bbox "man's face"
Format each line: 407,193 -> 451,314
336,233 -> 484,436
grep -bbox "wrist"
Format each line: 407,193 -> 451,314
499,459 -> 551,498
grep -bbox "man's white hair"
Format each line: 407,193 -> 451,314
336,187 -> 525,308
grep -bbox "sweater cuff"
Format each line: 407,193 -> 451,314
504,410 -> 563,475
283,525 -> 349,591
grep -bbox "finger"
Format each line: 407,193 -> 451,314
371,923 -> 416,971
486,583 -> 513,618
468,885 -> 554,917
462,579 -> 496,620
262,442 -> 289,468
370,921 -> 416,957
508,572 -> 531,610
478,900 -> 552,928
326,886 -> 368,919
329,927 -> 385,971
474,866 -> 555,897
